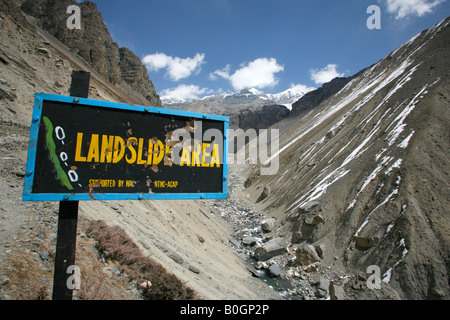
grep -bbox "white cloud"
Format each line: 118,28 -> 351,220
309,64 -> 345,85
160,84 -> 212,101
142,52 -> 205,81
210,58 -> 284,91
383,0 -> 446,19
209,64 -> 231,81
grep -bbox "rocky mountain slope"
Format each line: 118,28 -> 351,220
224,104 -> 289,130
243,17 -> 450,300
290,70 -> 366,117
20,0 -> 161,108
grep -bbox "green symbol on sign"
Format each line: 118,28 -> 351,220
43,116 -> 74,191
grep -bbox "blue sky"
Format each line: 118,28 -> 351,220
89,0 -> 449,100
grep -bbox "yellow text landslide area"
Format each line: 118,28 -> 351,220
74,132 -> 222,167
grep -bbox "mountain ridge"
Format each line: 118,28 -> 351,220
162,85 -> 314,111
20,0 -> 162,108
242,16 -> 450,299
291,70 -> 368,117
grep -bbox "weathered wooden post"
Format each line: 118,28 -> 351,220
52,71 -> 90,300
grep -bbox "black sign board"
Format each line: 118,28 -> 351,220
23,93 -> 229,201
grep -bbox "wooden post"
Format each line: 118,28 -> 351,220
52,201 -> 79,300
52,71 -> 90,300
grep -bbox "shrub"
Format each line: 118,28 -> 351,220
86,220 -> 198,300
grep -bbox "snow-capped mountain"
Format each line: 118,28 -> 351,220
266,85 -> 317,109
161,85 -> 315,111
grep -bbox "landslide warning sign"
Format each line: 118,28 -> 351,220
23,93 -> 229,201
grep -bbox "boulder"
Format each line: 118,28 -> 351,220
304,214 -> 325,226
0,275 -> 10,286
188,265 -> 200,274
168,252 -> 184,265
257,186 -> 271,202
326,129 -> 336,139
315,243 -> 326,258
291,230 -> 304,244
329,282 -> 345,300
254,238 -> 287,261
54,80 -> 64,88
242,236 -> 258,246
296,244 -> 321,265
36,47 -> 52,58
315,279 -> 330,298
39,251 -> 49,261
297,201 -> 320,215
261,218 -> 275,232
353,236 -> 379,250
268,264 -> 285,278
